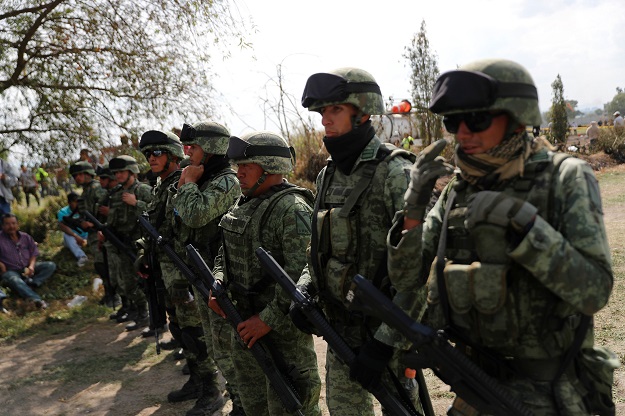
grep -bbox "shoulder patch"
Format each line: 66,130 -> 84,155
215,175 -> 236,193
295,210 -> 312,235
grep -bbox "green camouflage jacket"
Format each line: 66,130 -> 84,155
171,167 -> 240,269
214,183 -> 313,334
388,148 -> 613,357
298,136 -> 416,347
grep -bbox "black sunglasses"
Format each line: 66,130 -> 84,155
143,149 -> 169,158
443,111 -> 505,134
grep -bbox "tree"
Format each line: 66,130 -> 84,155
565,100 -> 582,120
403,19 -> 442,146
549,74 -> 568,144
603,89 -> 625,117
0,0 -> 246,158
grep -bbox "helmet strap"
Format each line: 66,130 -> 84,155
351,110 -> 366,129
244,171 -> 268,197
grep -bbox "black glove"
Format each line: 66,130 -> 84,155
171,281 -> 194,305
350,338 -> 394,390
288,302 -> 317,335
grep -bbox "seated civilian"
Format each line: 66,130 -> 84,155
0,213 -> 56,309
57,192 -> 89,267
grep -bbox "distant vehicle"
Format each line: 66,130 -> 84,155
371,98 -> 423,146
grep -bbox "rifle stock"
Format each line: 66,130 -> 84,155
255,247 -> 423,416
136,217 -> 303,415
349,274 -> 534,416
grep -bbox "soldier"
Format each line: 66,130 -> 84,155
171,121 -> 242,415
294,67 -> 419,415
209,131 -> 321,416
99,155 -> 152,331
136,130 -> 183,339
69,161 -> 109,303
95,164 -> 120,308
389,59 -> 615,414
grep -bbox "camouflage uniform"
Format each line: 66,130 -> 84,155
105,160 -> 152,320
173,121 -> 243,415
214,131 -> 321,416
389,59 -> 615,415
298,67 -> 418,415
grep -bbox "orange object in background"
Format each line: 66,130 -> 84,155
392,99 -> 412,114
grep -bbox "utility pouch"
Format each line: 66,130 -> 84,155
575,346 -> 620,416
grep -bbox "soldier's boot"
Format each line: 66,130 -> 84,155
109,296 -> 129,321
125,307 -> 149,331
185,371 -> 226,416
167,361 -> 201,403
161,320 -> 182,350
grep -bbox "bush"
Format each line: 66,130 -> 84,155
290,127 -> 328,188
593,127 -> 625,163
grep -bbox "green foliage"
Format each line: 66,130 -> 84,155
593,127 -> 625,163
548,74 -> 569,144
0,0 -> 247,158
403,20 -> 442,146
565,100 -> 582,119
603,91 -> 625,117
289,127 -> 327,190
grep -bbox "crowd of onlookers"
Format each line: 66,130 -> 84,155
0,149 -> 101,314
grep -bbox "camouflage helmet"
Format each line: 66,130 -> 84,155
138,130 -> 184,159
69,161 -> 95,177
301,67 -> 385,115
109,155 -> 140,174
180,121 -> 230,155
429,59 -> 542,126
96,164 -> 114,179
227,131 -> 295,174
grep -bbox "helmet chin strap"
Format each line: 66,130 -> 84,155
120,171 -> 134,187
351,110 -> 366,130
244,171 -> 268,197
154,155 -> 175,177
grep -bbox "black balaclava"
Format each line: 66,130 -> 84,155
323,120 -> 375,175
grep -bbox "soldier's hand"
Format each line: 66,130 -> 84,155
179,165 -> 203,185
465,191 -> 537,235
98,205 -> 109,216
237,315 -> 271,348
171,282 -> 194,305
350,338 -> 394,390
121,192 -> 137,206
208,295 -> 226,318
404,139 -> 454,222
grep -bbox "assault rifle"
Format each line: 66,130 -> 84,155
84,211 -> 136,262
85,211 -> 165,353
255,247 -> 427,416
349,275 -> 535,416
136,216 -> 304,416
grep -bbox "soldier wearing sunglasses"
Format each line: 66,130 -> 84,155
389,59 -> 615,415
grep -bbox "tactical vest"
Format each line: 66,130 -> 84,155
219,184 -> 314,315
312,144 -> 415,312
427,150 -> 575,360
107,180 -> 151,242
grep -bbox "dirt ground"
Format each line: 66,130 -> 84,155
1,155 -> 624,416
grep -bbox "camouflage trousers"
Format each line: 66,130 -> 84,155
324,323 -> 420,416
87,232 -> 104,264
230,318 -> 322,416
449,373 -> 588,416
160,262 -> 217,378
105,243 -> 146,310
194,288 -> 242,408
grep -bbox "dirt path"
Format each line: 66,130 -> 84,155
1,165 -> 624,416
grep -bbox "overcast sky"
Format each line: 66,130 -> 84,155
208,0 -> 623,136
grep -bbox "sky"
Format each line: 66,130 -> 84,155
208,0 -> 624,136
